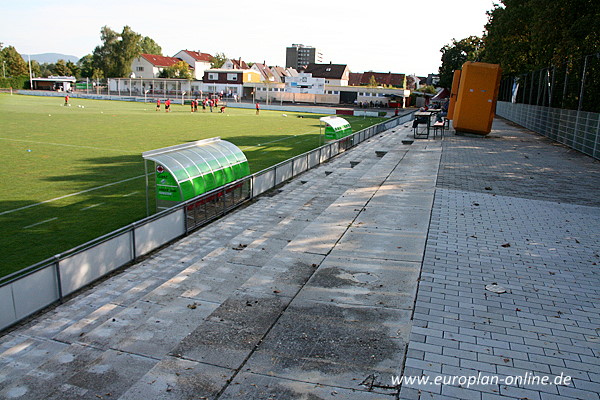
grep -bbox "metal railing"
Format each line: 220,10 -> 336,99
0,111 -> 415,332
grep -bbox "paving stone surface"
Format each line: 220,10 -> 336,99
403,118 -> 600,400
1,116 -> 599,400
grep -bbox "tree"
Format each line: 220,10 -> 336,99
140,36 -> 162,55
53,59 -> 71,76
483,0 -> 600,73
482,1 -> 535,74
92,25 -> 163,78
78,54 -> 94,78
159,61 -> 192,79
1,45 -> 28,77
92,26 -> 120,78
210,52 -> 227,69
92,68 -> 104,83
30,60 -> 41,78
66,61 -> 80,78
367,75 -> 378,87
438,36 -> 484,88
38,63 -> 54,77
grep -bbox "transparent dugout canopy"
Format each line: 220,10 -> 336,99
320,116 -> 352,140
142,137 -> 250,213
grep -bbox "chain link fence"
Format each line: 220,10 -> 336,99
496,53 -> 600,160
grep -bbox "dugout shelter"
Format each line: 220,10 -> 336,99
142,138 -> 250,213
320,116 -> 352,141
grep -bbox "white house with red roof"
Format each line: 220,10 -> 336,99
131,54 -> 184,78
173,50 -> 213,80
222,58 -> 250,70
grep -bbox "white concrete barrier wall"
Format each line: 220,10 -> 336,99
275,161 -> 293,185
293,156 -> 308,176
135,209 -> 185,257
320,145 -> 331,163
13,266 -> 59,320
60,233 -> 133,296
0,285 -> 18,330
253,170 -> 276,197
308,149 -> 320,168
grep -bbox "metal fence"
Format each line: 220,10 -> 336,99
497,53 -> 600,113
0,111 -> 415,332
496,101 -> 600,160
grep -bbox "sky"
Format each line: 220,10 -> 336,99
0,0 -> 495,76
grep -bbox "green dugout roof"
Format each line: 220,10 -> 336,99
320,116 -> 352,140
142,137 -> 250,211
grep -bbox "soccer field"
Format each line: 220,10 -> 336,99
0,94 -> 384,276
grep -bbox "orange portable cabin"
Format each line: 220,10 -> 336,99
447,69 -> 461,120
451,62 -> 502,135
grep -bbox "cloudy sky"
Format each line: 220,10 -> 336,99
1,0 -> 495,76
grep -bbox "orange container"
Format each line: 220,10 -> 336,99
447,69 -> 461,120
452,62 -> 502,135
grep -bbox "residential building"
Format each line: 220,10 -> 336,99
251,62 -> 277,83
348,71 -> 406,88
285,44 -> 323,69
222,58 -> 250,70
173,50 -> 213,80
285,72 -> 325,94
203,61 -> 261,98
303,63 -> 349,86
131,54 -> 183,79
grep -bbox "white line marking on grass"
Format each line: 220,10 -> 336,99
0,137 -> 132,153
81,203 -> 103,211
23,217 -> 58,229
122,191 -> 139,197
0,175 -> 146,217
239,128 -> 319,150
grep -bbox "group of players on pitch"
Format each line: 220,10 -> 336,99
155,97 -> 226,113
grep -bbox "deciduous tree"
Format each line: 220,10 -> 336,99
1,45 -> 28,77
92,25 -> 163,78
438,36 -> 484,88
210,53 -> 227,69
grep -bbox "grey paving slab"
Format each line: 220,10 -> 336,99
243,299 -> 411,391
3,347 -> 157,400
237,250 -> 326,298
140,261 -> 259,304
354,205 -> 432,232
286,222 -> 350,255
297,255 -> 421,310
170,292 -> 289,369
331,227 -> 427,262
119,356 -> 233,400
220,372 -> 396,399
76,297 -> 218,359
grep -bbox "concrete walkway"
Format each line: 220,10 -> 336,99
1,118 -> 599,400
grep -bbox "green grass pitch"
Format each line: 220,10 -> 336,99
0,93 -> 385,276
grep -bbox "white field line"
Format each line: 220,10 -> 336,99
23,217 -> 58,229
0,175 -> 146,217
81,203 -> 103,211
238,128 -> 319,150
0,137 -> 132,153
122,191 -> 139,197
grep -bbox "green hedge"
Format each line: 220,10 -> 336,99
0,75 -> 30,89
